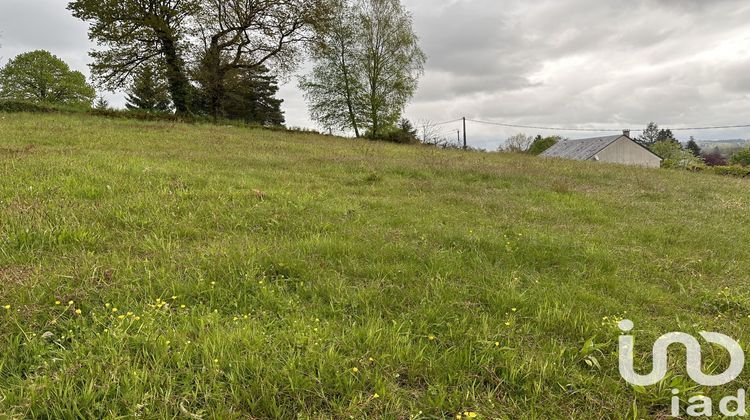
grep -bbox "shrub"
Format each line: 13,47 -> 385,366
527,136 -> 560,155
651,141 -> 703,170
703,152 -> 728,167
730,148 -> 750,166
708,166 -> 750,178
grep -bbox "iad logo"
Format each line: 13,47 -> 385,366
618,320 -> 747,417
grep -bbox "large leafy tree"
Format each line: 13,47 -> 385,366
193,0 -> 326,121
69,0 -> 325,118
125,65 -> 172,112
68,0 -> 199,114
301,0 -> 426,138
300,0 -> 364,137
0,50 -> 95,107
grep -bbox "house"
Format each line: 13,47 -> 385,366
541,131 -> 662,168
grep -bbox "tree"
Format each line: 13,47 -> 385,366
192,0 -> 326,121
221,66 -> 285,126
686,137 -> 702,157
527,135 -> 561,155
299,0 -> 363,137
301,0 -> 426,138
94,96 -> 110,110
357,0 -> 426,138
638,122 -> 660,146
656,128 -> 678,144
502,133 -> 534,153
125,65 -> 172,112
68,0 -> 197,113
730,148 -> 750,166
0,50 -> 96,107
650,140 -> 702,170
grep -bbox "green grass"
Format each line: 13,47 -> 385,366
1,113 -> 750,418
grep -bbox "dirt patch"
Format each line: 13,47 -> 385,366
0,266 -> 34,286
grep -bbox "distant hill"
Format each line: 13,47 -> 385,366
695,139 -> 750,152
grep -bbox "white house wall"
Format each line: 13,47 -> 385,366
592,137 -> 662,168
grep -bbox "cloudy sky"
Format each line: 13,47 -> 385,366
2,0 -> 750,149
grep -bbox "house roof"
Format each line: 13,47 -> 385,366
541,135 -> 625,160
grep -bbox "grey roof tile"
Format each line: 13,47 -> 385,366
540,135 -> 623,160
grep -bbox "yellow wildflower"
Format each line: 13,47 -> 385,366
428,335 -> 436,341
351,367 -> 359,373
3,305 -> 10,310
55,301 -> 61,305
75,309 -> 82,315
373,393 -> 380,399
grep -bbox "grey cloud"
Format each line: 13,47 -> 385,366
3,0 -> 750,148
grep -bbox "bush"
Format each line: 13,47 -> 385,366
708,166 -> 750,178
651,141 -> 703,170
703,152 -> 728,167
0,100 -> 66,113
730,148 -> 750,166
527,136 -> 560,155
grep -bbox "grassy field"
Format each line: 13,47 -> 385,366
1,113 -> 750,418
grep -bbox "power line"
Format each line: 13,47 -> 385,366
468,119 -> 628,132
431,118 -> 463,127
466,118 -> 750,133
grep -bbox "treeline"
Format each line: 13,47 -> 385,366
500,122 -> 750,177
1,0 -> 425,138
636,122 -> 750,177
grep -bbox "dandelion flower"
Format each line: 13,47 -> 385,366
3,305 -> 10,310
511,308 -> 517,312
180,305 -> 186,309
505,322 -> 511,326
112,307 -> 118,313
351,367 -> 359,373
373,393 -> 380,399
171,296 -> 177,300
213,359 -> 219,363
55,301 -> 61,305
428,335 -> 436,341
118,315 -> 125,320
465,412 -> 478,418
495,342 -> 500,347
134,316 -> 141,321
75,309 -> 82,315
68,300 -> 74,306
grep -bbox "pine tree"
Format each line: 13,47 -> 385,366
125,65 -> 172,112
221,66 -> 285,126
94,96 -> 109,110
686,137 -> 702,157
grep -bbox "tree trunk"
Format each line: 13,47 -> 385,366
159,36 -> 190,114
339,40 -> 360,138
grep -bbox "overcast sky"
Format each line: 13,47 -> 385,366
2,0 -> 750,149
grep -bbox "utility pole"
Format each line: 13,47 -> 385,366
457,130 -> 460,144
462,117 -> 467,150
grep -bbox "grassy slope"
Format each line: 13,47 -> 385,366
1,113 -> 749,418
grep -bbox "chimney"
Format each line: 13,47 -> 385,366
623,129 -> 631,138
